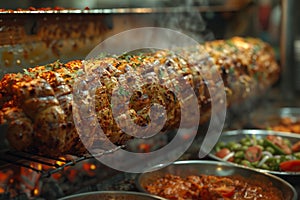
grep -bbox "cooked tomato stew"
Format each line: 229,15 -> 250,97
145,174 -> 284,200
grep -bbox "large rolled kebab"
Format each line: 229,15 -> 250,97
0,37 -> 280,156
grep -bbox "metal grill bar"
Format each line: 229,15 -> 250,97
6,151 -> 60,167
0,157 -> 43,173
0,146 -> 124,177
16,151 -> 72,162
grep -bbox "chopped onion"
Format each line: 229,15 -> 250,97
274,155 -> 281,159
285,155 -> 295,160
222,152 -> 235,161
262,151 -> 273,158
258,155 -> 270,167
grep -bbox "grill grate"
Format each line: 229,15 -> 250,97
0,146 -> 124,178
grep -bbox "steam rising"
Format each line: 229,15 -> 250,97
157,0 -> 215,42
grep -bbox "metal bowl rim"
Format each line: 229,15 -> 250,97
58,191 -> 167,200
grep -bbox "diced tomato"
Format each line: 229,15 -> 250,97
279,160 -> 300,172
215,148 -> 234,162
213,186 -> 235,198
245,146 -> 262,162
292,141 -> 300,152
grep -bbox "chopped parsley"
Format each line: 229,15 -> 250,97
229,67 -> 235,76
253,45 -> 261,54
159,68 -> 165,78
23,69 -> 30,75
118,86 -> 130,96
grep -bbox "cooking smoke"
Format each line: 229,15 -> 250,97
157,0 -> 215,43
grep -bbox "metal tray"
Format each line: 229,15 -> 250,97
209,129 -> 300,184
136,160 -> 297,200
58,191 -> 167,200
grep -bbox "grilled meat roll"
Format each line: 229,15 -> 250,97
0,37 -> 280,157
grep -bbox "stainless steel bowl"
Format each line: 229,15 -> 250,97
58,191 -> 167,200
209,129 -> 300,185
136,160 -> 297,200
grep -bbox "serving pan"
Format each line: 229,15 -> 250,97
58,191 -> 167,200
136,160 -> 297,200
209,129 -> 300,184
